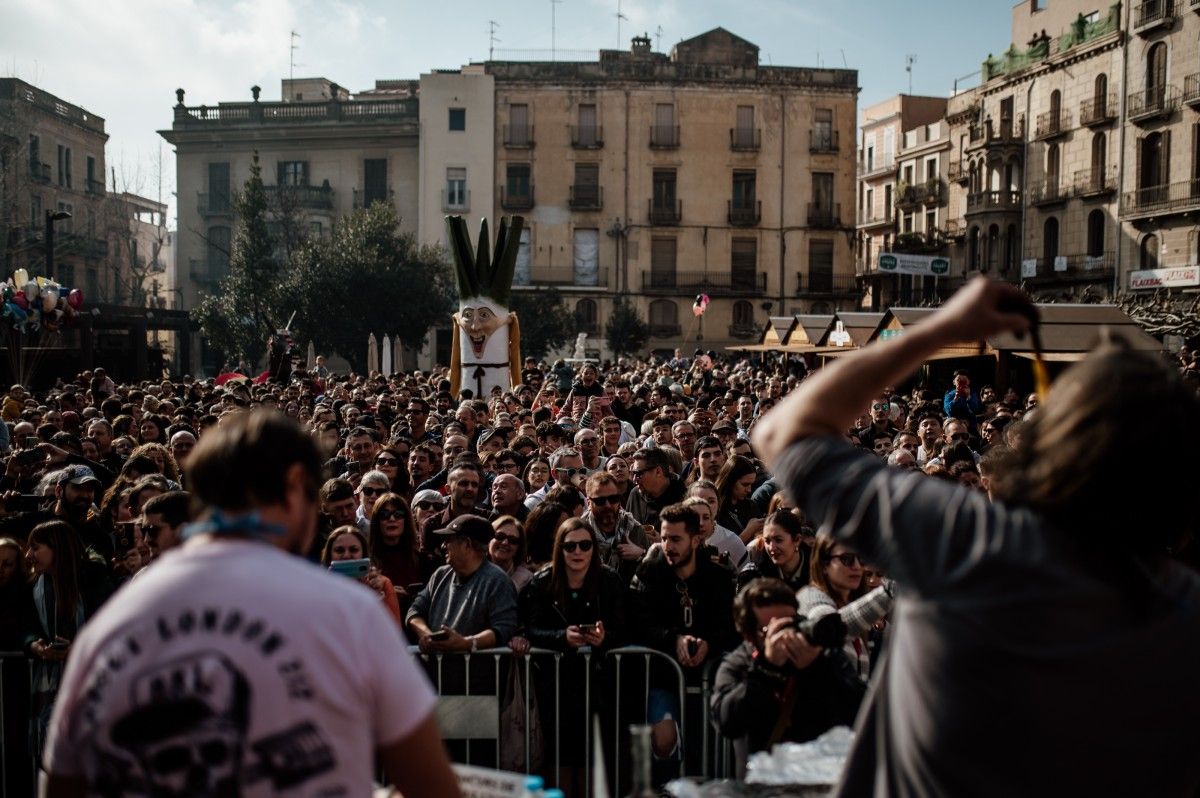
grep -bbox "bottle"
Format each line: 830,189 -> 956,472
522,775 -> 545,797
543,791 -> 565,798
626,724 -> 656,797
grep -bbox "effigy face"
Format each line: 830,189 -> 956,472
456,296 -> 512,396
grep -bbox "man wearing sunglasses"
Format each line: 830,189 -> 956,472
524,446 -> 585,511
856,399 -> 899,451
355,470 -> 391,532
582,471 -> 650,584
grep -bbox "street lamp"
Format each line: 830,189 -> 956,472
44,209 -> 72,280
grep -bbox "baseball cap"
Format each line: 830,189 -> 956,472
57,464 -> 101,487
412,489 -> 446,507
711,420 -> 737,434
431,514 -> 493,544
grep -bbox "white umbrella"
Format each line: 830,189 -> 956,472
381,335 -> 393,377
367,333 -> 379,374
392,335 -> 403,375
306,341 -> 315,369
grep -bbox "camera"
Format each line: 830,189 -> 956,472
789,613 -> 848,649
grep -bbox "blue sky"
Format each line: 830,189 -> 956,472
1,0 -> 1015,222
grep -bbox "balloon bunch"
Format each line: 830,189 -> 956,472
692,293 -> 710,318
2,268 -> 85,334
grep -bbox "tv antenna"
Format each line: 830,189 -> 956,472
489,20 -> 500,60
616,0 -> 628,47
905,54 -> 917,95
551,0 -> 562,60
290,30 -> 301,82
655,25 -> 663,51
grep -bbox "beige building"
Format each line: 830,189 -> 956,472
855,95 -> 949,309
486,29 -> 860,356
160,78 -> 421,372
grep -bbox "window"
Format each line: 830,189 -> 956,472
449,108 -> 466,131
653,103 -> 677,146
1043,217 -> 1059,266
508,104 -> 531,146
731,238 -> 757,290
505,163 -> 531,200
86,267 -> 99,303
1147,43 -> 1167,96
884,184 -> 893,220
814,108 -> 834,150
277,161 -> 308,187
1087,210 -> 1105,257
573,163 -> 600,207
1094,73 -> 1108,113
573,228 -> 599,286
363,158 -> 388,206
1049,89 -> 1062,123
28,134 -> 39,166
446,167 -> 467,209
1139,131 -> 1169,196
652,169 -> 677,212
56,201 -> 73,233
925,209 -> 937,233
577,104 -> 599,146
732,170 -> 756,214
925,158 -> 938,182
649,299 -> 678,332
903,212 -> 914,234
1140,234 -> 1160,270
903,164 -> 914,185
813,172 -> 835,222
208,162 -> 231,211
57,145 -> 71,187
575,299 -> 598,333
808,240 -> 834,292
1046,143 -> 1060,187
734,105 -> 756,148
865,188 -> 874,219
86,155 -> 96,187
514,228 -> 532,285
29,193 -> 41,226
207,226 -> 232,276
650,237 -> 677,287
732,300 -> 754,327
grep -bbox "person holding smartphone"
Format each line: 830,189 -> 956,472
321,525 -> 402,626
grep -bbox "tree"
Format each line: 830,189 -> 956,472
606,296 -> 650,357
278,201 -> 454,373
192,154 -> 281,367
509,287 -> 574,361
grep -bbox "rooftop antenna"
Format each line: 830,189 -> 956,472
551,0 -> 562,60
655,25 -> 663,51
906,54 -> 917,95
290,30 -> 301,82
489,20 -> 500,60
616,0 -> 628,48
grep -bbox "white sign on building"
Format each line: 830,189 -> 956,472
877,252 -> 951,276
1128,265 -> 1200,290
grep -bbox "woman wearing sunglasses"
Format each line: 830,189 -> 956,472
321,525 -> 402,626
373,446 -> 411,500
489,515 -> 533,592
368,493 -> 430,611
517,518 -> 626,794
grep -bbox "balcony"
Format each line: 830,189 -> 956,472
514,267 -> 609,288
807,203 -> 841,228
857,209 -> 893,229
896,179 -> 944,210
650,125 -> 680,149
649,324 -> 682,338
1073,167 -> 1117,198
442,189 -> 471,213
893,230 -> 948,255
85,178 -> 105,196
354,188 -> 394,209
570,125 -> 603,149
967,116 -> 1025,151
197,192 -> 234,216
57,233 -> 108,259
649,199 -> 682,225
1122,179 -> 1200,219
966,189 -> 1022,215
29,161 -> 51,184
1184,74 -> 1200,107
265,184 -> 334,211
1033,110 -> 1071,140
503,124 -> 535,149
728,323 -> 759,339
568,185 -> 603,211
856,157 -> 895,179
1080,94 -> 1118,126
1029,180 -> 1069,207
944,218 -> 966,240
948,160 -> 968,184
500,186 -> 535,211
642,271 -> 766,296
730,128 -> 761,151
794,272 -> 861,298
1133,0 -> 1175,35
810,130 -> 839,154
1022,252 -> 1115,284
1128,85 -> 1180,124
727,200 -> 761,226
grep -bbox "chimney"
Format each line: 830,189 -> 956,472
251,85 -> 261,101
631,33 -> 652,57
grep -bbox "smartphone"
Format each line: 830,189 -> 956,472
329,558 -> 370,579
428,629 -> 451,642
578,623 -> 599,636
23,436 -> 38,450
14,449 -> 44,467
48,640 -> 69,651
345,461 -> 362,476
6,493 -> 43,512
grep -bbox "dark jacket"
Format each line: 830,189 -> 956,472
625,476 -> 686,527
736,547 -> 811,592
711,641 -> 865,778
517,564 -> 627,652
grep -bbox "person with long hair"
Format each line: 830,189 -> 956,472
128,442 -> 181,485
321,525 -> 402,625
374,445 -> 412,500
367,493 -> 431,610
21,520 -> 112,758
524,500 -> 569,571
489,515 -> 533,591
517,517 -> 626,792
714,455 -> 761,542
751,278 -> 1200,795
737,509 -> 811,591
522,456 -> 551,494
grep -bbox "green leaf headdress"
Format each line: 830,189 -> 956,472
445,215 -> 526,306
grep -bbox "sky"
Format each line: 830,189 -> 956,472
0,0 -> 1014,225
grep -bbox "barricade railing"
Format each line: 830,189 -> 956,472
0,651 -> 34,798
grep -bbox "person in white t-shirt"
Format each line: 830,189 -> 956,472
41,410 -> 460,798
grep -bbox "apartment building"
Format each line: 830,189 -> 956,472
855,95 -> 949,309
0,78 -> 110,298
485,28 -> 860,355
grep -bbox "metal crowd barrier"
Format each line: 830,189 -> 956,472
0,651 -> 34,798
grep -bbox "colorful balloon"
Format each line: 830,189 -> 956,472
67,289 -> 84,310
24,280 -> 39,301
12,269 -> 28,288
13,291 -> 28,311
41,290 -> 56,313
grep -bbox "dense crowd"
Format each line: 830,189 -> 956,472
1,295 -> 1198,795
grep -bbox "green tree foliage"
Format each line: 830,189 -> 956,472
279,202 -> 454,373
606,297 -> 650,357
509,288 -> 574,361
192,154 -> 279,366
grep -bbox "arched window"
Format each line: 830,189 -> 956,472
1140,132 -> 1166,202
1046,143 -> 1061,189
574,299 -> 598,334
1094,73 -> 1108,112
649,299 -> 678,337
1147,43 -> 1167,95
969,226 -> 980,272
1049,89 -> 1062,125
1141,234 -> 1160,270
986,224 -> 1000,272
732,300 -> 754,327
1043,217 -> 1059,267
1091,132 -> 1107,180
1087,210 -> 1105,258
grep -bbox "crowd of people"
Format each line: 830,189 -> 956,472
1,281 -> 1198,795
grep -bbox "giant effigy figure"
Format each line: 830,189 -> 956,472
446,215 -> 524,398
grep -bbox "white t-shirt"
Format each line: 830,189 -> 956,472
43,539 -> 436,797
707,524 -> 749,567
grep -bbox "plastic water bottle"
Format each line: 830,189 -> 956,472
522,775 -> 545,797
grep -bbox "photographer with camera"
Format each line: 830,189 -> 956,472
711,578 -> 864,778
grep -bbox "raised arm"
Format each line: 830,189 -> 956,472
752,278 -> 1034,471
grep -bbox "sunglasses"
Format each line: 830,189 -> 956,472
415,501 -> 442,511
376,457 -> 399,466
629,468 -> 655,478
872,403 -> 889,412
360,487 -> 386,497
493,532 -> 521,546
376,509 -> 407,521
949,433 -> 971,442
561,539 -> 594,553
825,553 -> 862,567
556,467 -> 586,478
588,494 -> 622,506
